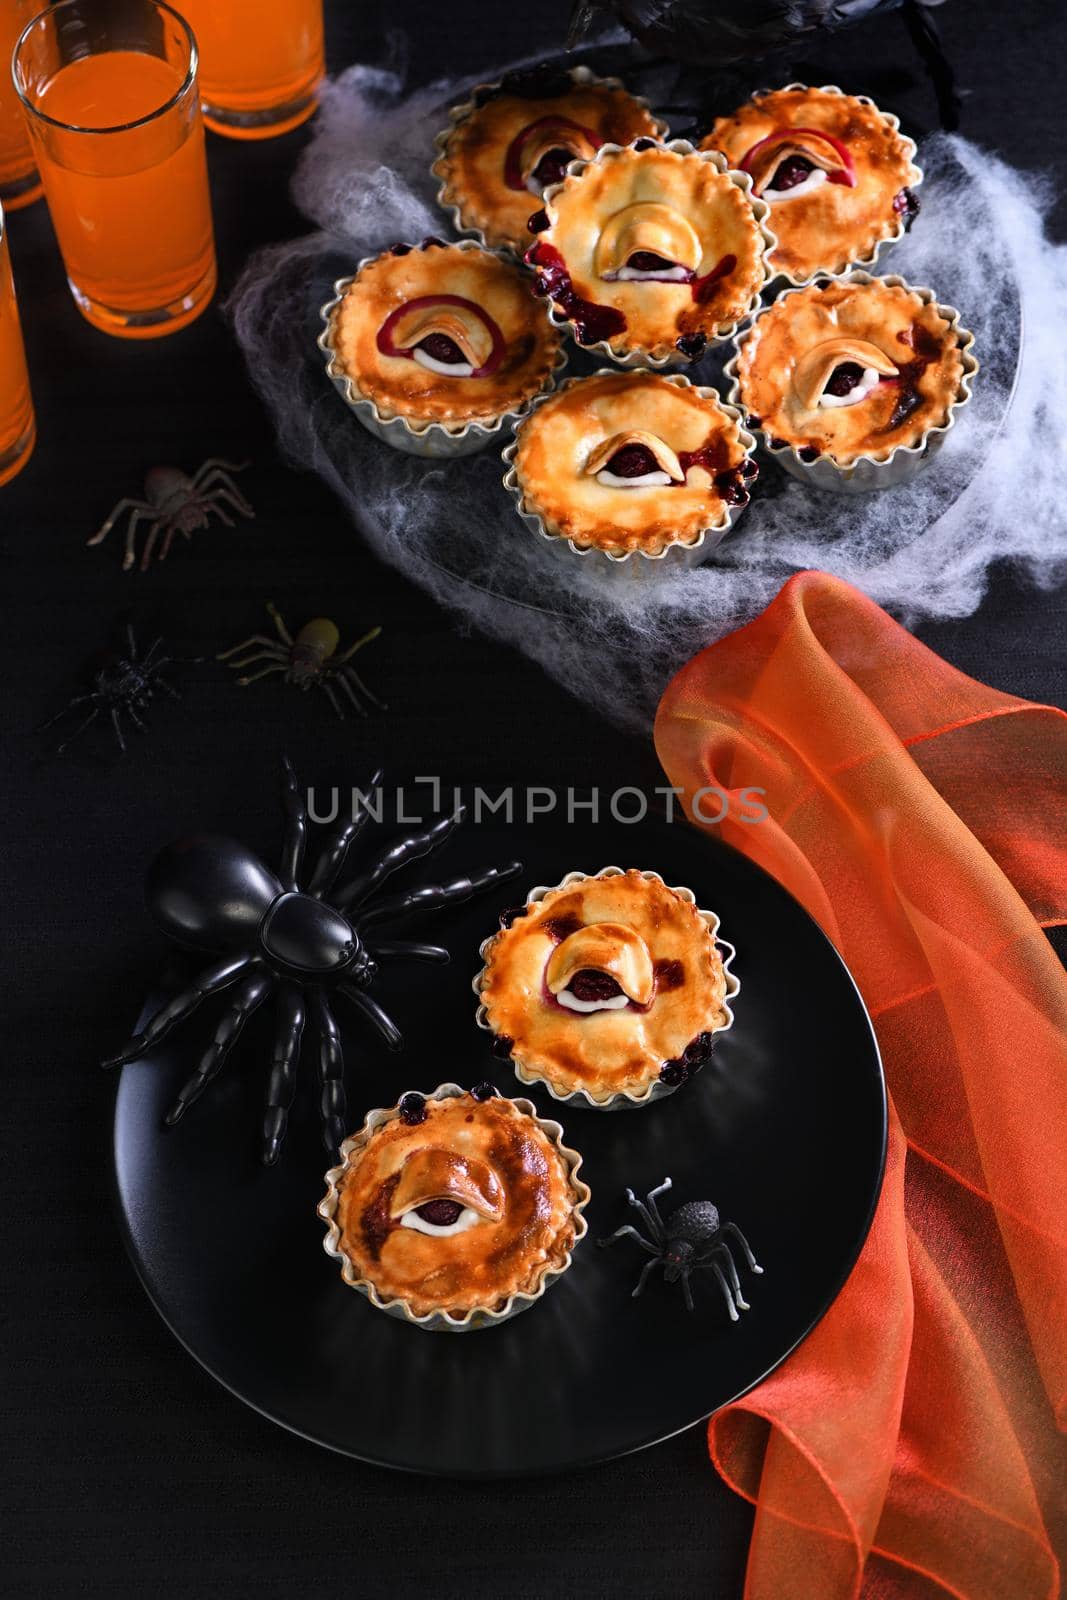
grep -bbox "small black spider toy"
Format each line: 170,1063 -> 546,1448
102,759 -> 522,1164
40,622 -> 185,755
599,1178 -> 762,1322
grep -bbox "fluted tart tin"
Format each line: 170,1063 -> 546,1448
318,1083 -> 590,1331
317,239 -> 567,460
474,867 -> 740,1110
724,271 -> 978,494
502,369 -> 757,573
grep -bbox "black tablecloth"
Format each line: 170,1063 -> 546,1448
4,1 -> 1065,1595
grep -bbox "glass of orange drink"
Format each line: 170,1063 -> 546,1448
0,203 -> 35,485
0,2 -> 41,209
13,0 -> 216,339
176,0 -> 325,140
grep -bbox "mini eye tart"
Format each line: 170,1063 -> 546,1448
327,240 -> 563,429
476,869 -> 735,1106
321,1089 -> 587,1321
734,276 -> 969,466
524,141 -> 773,362
433,66 -> 666,253
702,85 -> 921,283
509,369 -> 756,558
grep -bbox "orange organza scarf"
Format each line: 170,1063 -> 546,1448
654,572 -> 1067,1600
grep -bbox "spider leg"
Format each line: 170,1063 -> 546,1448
221,648 -> 286,672
200,497 -> 236,529
334,808 -> 461,913
645,1177 -> 673,1230
101,953 -> 255,1067
165,969 -> 273,1125
700,1235 -> 751,1312
191,457 -> 250,485
53,705 -> 100,753
310,990 -> 348,1155
342,665 -> 386,712
320,680 -> 346,721
357,861 -> 523,929
337,984 -> 403,1051
194,469 -> 254,514
722,1221 -> 763,1274
262,984 -> 305,1165
279,755 -> 306,889
126,702 -> 147,734
680,1265 -> 695,1313
632,1257 -> 662,1299
238,663 -> 287,687
707,1259 -> 740,1322
332,670 -> 368,719
86,498 -> 152,547
334,625 -> 381,664
39,692 -> 97,729
306,768 -> 384,897
217,634 -> 281,661
598,1223 -> 658,1255
205,484 -> 253,521
126,624 -> 140,662
624,1187 -> 666,1243
266,601 -> 293,647
140,516 -> 171,571
109,706 -> 128,753
367,940 -> 449,964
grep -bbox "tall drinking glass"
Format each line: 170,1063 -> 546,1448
13,0 -> 216,338
0,1 -> 40,207
177,0 -> 325,140
0,202 -> 35,485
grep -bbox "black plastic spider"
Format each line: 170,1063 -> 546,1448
41,622 -> 184,755
103,759 -> 522,1164
599,1178 -> 762,1321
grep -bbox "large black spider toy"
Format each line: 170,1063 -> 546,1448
599,1178 -> 762,1321
103,760 -> 521,1164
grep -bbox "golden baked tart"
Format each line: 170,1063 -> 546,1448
318,1083 -> 589,1330
702,84 -> 921,285
503,368 -> 757,563
726,272 -> 977,490
474,868 -> 739,1109
433,63 -> 667,254
524,140 -> 775,365
318,238 -> 564,457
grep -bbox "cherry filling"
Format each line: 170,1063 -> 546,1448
398,1092 -> 427,1126
740,128 -> 856,188
376,295 -> 506,378
417,332 -> 466,365
770,154 -> 816,192
691,253 -> 737,305
530,147 -> 575,188
504,115 -> 602,192
893,187 -> 921,231
626,250 -> 681,274
567,969 -> 624,1003
525,241 -> 626,345
414,1198 -> 464,1227
604,443 -> 661,479
824,361 -> 865,397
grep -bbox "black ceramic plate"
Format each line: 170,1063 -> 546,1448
113,816 -> 885,1477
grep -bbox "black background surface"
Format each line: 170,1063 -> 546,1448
3,1 -> 1065,1596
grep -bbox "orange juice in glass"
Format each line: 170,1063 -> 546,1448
178,0 -> 325,139
0,203 -> 35,485
14,0 -> 216,339
0,1 -> 40,208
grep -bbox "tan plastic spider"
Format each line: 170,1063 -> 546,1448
217,602 -> 384,720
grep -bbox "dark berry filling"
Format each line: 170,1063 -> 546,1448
626,250 -> 677,273
415,1198 -> 463,1227
499,905 -> 524,928
417,332 -> 466,365
389,242 -> 412,256
888,384 -> 922,429
660,1059 -> 689,1087
824,361 -> 864,398
692,252 -> 737,305
604,443 -> 660,478
567,969 -> 624,1003
525,240 -> 626,345
653,958 -> 685,990
527,208 -> 550,234
676,331 -> 707,360
770,154 -> 815,191
633,137 -> 659,151
421,235 -> 445,249
685,1032 -> 716,1065
491,1034 -> 514,1060
893,187 -> 921,231
531,147 -> 574,188
543,913 -> 583,943
377,294 -> 506,379
798,445 -> 821,463
715,468 -> 750,505
398,1092 -> 427,1125
471,1081 -> 499,1101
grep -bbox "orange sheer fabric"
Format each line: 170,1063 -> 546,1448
654,572 -> 1067,1600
